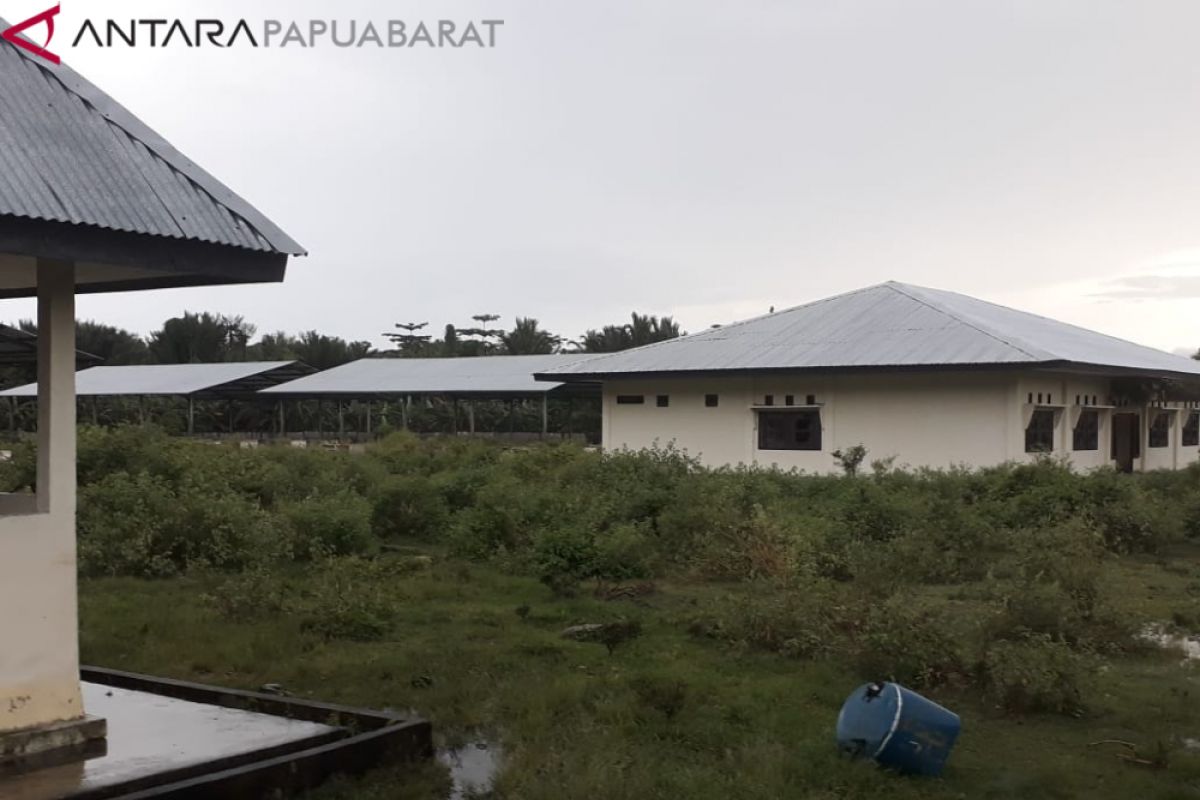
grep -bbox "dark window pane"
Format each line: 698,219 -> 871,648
758,410 -> 822,451
763,395 -> 774,406
705,394 -> 719,408
1072,409 -> 1099,451
1149,413 -> 1171,448
656,395 -> 669,408
1185,412 -> 1199,448
785,395 -> 795,406
1025,409 -> 1056,453
616,395 -> 644,405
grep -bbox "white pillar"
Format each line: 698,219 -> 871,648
37,260 -> 75,516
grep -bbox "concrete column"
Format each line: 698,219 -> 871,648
37,260 -> 75,516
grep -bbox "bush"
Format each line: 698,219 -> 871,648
980,634 -> 1094,715
300,557 -> 395,641
283,492 -> 376,559
371,474 -> 449,540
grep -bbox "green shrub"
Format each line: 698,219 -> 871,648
852,598 -> 966,688
284,492 -> 375,559
205,567 -> 288,622
981,634 -> 1094,714
77,471 -> 181,577
300,557 -> 395,641
371,474 -> 449,540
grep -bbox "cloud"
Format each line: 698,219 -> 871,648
1089,274 -> 1200,301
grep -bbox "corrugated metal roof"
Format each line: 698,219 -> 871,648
0,23 -> 303,255
261,355 -> 597,397
0,361 -> 309,397
539,282 -> 1200,380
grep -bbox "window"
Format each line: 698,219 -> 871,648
1073,410 -> 1099,451
763,395 -> 774,406
705,394 -> 719,408
785,395 -> 795,406
1185,412 -> 1199,448
806,394 -> 816,406
656,395 -> 669,408
1025,409 -> 1057,453
758,410 -> 822,451
1149,412 -> 1171,448
616,395 -> 644,405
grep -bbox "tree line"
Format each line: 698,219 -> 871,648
7,309 -> 682,372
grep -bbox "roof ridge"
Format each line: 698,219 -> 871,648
884,282 -> 1046,360
0,27 -> 304,255
896,282 -> 1195,363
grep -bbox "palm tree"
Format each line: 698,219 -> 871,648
500,317 -> 560,355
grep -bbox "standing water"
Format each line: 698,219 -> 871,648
438,739 -> 503,799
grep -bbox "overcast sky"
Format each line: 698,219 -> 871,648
7,0 -> 1200,354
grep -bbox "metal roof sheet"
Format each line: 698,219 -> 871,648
539,282 -> 1200,380
0,22 -> 303,255
261,355 -> 596,397
0,361 -> 309,397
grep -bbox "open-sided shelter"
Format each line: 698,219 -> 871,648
0,361 -> 315,432
260,354 -> 597,435
0,23 -> 303,766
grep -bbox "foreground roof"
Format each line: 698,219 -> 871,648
539,282 -> 1200,381
262,355 -> 597,397
0,361 -> 313,398
0,22 -> 303,295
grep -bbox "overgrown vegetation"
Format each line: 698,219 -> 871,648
10,427 -> 1200,796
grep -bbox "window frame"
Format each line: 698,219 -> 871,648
1148,411 -> 1172,449
1072,409 -> 1100,452
1025,408 -> 1058,454
615,395 -> 644,406
1184,412 -> 1199,448
756,408 -> 822,452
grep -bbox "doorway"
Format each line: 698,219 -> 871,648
1111,413 -> 1140,473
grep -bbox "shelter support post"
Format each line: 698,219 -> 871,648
467,401 -> 475,435
317,399 -> 324,437
566,397 -> 574,436
8,396 -> 16,437
541,395 -> 548,438
508,399 -> 516,434
401,395 -> 409,431
337,401 -> 345,437
137,396 -> 146,426
186,396 -> 195,435
451,397 -> 459,435
36,260 -> 75,515
277,401 -> 285,436
365,400 -> 373,436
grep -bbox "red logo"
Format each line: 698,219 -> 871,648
2,5 -> 61,65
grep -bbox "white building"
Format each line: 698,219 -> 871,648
539,282 -> 1200,473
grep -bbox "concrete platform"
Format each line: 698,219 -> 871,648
0,668 -> 432,799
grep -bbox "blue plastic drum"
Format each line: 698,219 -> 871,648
836,682 -> 961,776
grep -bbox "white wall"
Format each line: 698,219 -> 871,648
601,370 -> 1200,473
0,261 -> 83,733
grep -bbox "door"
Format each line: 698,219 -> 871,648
1111,413 -> 1140,473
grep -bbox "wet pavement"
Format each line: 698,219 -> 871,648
0,682 -> 339,800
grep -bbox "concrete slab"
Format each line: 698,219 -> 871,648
0,683 -> 339,800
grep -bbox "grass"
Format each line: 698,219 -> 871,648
80,544 -> 1200,799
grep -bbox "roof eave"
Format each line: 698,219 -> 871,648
0,216 -> 288,295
